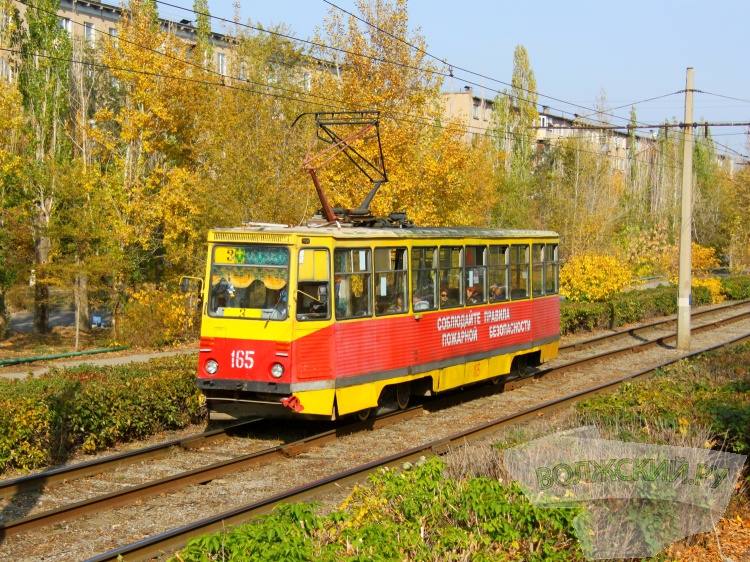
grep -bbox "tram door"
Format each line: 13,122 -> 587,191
294,248 -> 333,380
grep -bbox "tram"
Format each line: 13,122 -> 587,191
194,225 -> 559,420
188,112 -> 560,420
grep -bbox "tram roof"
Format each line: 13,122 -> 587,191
209,224 -> 558,241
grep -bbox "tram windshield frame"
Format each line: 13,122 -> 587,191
208,245 -> 290,320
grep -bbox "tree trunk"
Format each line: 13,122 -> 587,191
75,271 -> 90,331
33,224 -> 50,334
0,291 -> 7,336
34,278 -> 49,334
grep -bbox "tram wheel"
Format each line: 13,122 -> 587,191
355,408 -> 372,421
396,382 -> 410,410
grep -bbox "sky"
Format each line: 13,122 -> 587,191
155,0 -> 750,159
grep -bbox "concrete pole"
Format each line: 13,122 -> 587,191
677,68 -> 694,350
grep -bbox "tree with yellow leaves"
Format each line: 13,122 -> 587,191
310,0 -> 494,226
193,20 -> 314,231
94,0 -> 211,281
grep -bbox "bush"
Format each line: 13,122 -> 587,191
560,254 -> 634,303
117,285 -> 198,347
692,277 -> 724,304
609,295 -> 647,327
560,302 -> 610,334
0,354 -> 204,472
649,286 -> 678,316
175,457 -> 583,562
0,398 -> 53,472
721,275 -> 750,300
691,283 -> 712,306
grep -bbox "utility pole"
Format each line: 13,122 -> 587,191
677,67 -> 694,350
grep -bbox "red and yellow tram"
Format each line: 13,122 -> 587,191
194,225 -> 560,420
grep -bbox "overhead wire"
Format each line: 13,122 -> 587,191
156,0 -> 656,130
11,1 -> 743,168
154,0 -> 730,161
17,0 -> 350,111
319,0 -> 687,131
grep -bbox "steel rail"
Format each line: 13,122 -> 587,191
3,299 -> 744,500
0,419 -> 261,500
88,330 -> 750,562
559,298 -> 750,352
4,305 -> 750,541
0,409 -> 423,538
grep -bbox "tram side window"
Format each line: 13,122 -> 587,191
488,245 -> 509,302
464,245 -> 487,305
375,247 -> 408,315
411,246 -> 438,311
532,243 -> 545,297
545,244 -> 559,295
334,248 -> 372,319
439,246 -> 463,308
296,248 -> 330,321
510,244 -> 529,299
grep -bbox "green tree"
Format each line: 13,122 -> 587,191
12,0 -> 72,333
193,0 -> 213,64
491,44 -> 538,179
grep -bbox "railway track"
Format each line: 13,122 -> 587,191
1,300 -> 749,559
89,329 -> 750,562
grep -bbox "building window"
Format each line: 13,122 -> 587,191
58,18 -> 72,33
0,57 -> 10,81
472,103 -> 479,119
540,116 -> 548,128
216,53 -> 226,75
84,22 -> 95,45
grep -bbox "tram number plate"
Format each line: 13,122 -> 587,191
231,350 -> 255,369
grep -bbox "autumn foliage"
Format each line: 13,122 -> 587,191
560,254 -> 634,302
1,0 -> 749,341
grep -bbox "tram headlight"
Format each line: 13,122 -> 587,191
205,359 -> 219,375
270,363 -> 284,379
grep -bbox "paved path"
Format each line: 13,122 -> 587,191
9,308 -> 112,333
1,349 -> 196,380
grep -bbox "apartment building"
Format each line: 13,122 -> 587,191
3,0 -> 231,79
442,87 -> 656,171
441,87 -> 495,142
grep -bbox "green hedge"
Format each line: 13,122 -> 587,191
0,354 -> 204,473
560,276 -> 750,335
721,275 -> 750,300
561,286 -> 678,334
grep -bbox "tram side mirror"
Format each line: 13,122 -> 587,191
180,276 -> 204,295
318,285 -> 328,304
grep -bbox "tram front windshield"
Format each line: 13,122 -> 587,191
208,245 -> 290,320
